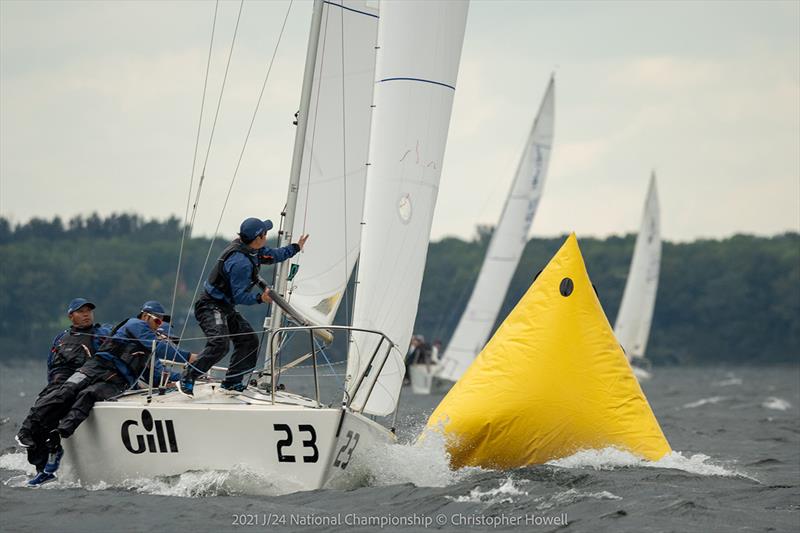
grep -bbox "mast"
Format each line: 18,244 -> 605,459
268,0 -> 325,347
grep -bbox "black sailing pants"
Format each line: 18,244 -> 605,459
21,368 -> 74,471
187,295 -> 259,387
21,358 -> 127,468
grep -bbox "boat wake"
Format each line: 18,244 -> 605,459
1,441 -> 757,497
547,447 -> 757,480
0,431 -> 470,497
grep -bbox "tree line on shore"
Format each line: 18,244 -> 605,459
1,213 -> 797,365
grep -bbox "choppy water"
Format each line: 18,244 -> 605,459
1,361 -> 798,532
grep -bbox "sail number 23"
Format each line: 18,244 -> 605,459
333,430 -> 360,470
273,424 -> 318,463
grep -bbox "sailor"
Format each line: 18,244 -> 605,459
178,217 -> 308,395
15,298 -> 110,475
18,301 -> 193,486
430,339 -> 443,364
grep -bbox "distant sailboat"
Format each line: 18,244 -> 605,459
432,77 -> 555,388
614,173 -> 661,380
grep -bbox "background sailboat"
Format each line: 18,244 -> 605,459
614,172 -> 661,380
434,77 -> 555,387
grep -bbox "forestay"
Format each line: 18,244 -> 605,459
437,77 -> 555,383
347,0 -> 470,416
614,173 -> 661,359
286,0 -> 379,326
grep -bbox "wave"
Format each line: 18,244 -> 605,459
536,488 -> 621,510
713,375 -> 743,387
762,397 -> 792,411
547,447 -> 755,480
682,396 -> 728,408
448,477 -> 528,504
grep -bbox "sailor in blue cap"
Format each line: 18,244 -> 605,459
17,300 -> 195,486
15,298 -> 111,473
179,217 -> 308,395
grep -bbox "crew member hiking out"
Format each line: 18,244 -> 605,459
16,301 -> 193,486
178,217 -> 308,395
15,298 -> 110,477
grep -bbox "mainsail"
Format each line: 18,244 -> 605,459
437,77 -> 555,383
614,172 -> 661,359
346,0 -> 469,416
286,0 -> 379,326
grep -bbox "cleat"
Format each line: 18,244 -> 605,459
15,432 -> 35,448
27,472 -> 57,487
177,376 -> 195,396
44,446 -> 64,475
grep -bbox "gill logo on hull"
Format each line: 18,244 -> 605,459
121,409 -> 178,454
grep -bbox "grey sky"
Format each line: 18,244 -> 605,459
1,0 -> 798,242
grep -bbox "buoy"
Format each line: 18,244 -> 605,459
426,233 -> 670,469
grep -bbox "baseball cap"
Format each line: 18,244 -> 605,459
141,300 -> 171,322
239,217 -> 274,242
67,298 -> 95,315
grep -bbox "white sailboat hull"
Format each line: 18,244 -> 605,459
62,384 -> 394,492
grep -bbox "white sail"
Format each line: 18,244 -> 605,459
286,0 -> 379,326
437,78 -> 555,383
346,0 -> 469,416
614,173 -> 661,359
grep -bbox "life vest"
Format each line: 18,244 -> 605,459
50,325 -> 101,372
96,319 -> 150,385
206,240 -> 262,301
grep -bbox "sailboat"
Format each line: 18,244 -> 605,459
61,0 -> 469,492
426,76 -> 555,392
614,172 -> 661,381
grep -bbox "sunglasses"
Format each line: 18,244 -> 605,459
145,313 -> 164,326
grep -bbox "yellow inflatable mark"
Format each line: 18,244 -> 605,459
427,234 -> 670,469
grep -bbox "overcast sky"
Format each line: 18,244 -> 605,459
1,0 -> 798,242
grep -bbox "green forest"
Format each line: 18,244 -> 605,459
0,214 -> 797,365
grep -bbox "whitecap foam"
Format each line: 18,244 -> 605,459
713,376 -> 743,387
536,488 -> 621,510
110,466 -> 284,498
358,429 -> 481,488
448,477 -> 528,504
762,397 -> 792,411
0,452 -> 36,475
683,396 -> 728,408
547,447 -> 755,480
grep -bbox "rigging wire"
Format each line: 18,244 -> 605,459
168,0 -> 220,328
178,0 -> 295,343
186,0 -> 246,235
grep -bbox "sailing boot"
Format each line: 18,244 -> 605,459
43,446 -> 64,475
220,382 -> 246,393
27,471 -> 57,487
177,374 -> 195,396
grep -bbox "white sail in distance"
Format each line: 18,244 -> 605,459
614,173 -> 661,360
347,0 -> 470,416
286,0 -> 379,326
436,77 -> 555,383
